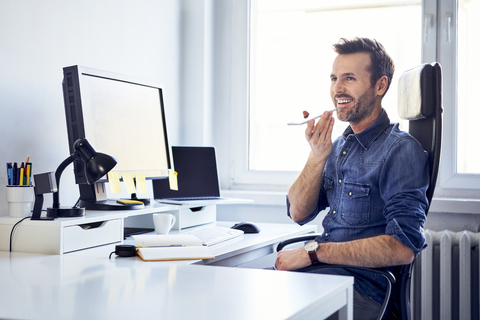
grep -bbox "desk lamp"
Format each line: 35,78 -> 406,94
31,138 -> 117,220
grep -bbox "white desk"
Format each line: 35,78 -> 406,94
0,205 -> 354,319
70,221 -> 318,268
0,251 -> 353,320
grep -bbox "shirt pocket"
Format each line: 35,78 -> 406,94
341,182 -> 370,226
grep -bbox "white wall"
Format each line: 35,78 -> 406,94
0,0 -> 182,214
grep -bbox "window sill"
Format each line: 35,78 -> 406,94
429,197 -> 480,214
221,190 -> 287,206
222,190 -> 480,214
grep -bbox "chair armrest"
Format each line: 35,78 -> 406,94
276,233 -> 322,251
296,263 -> 396,320
277,234 -> 397,320
307,264 -> 396,285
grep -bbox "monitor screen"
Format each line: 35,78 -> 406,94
62,65 -> 173,210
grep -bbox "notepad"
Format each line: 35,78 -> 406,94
132,234 -> 215,261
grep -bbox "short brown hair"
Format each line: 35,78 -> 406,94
333,37 -> 395,96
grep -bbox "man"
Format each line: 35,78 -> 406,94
275,37 -> 429,319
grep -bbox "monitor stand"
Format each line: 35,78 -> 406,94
78,182 -> 144,211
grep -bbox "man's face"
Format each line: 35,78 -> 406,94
330,52 -> 377,125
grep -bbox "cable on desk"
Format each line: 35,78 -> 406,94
10,216 -> 32,252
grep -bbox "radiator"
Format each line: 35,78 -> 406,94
411,229 -> 480,320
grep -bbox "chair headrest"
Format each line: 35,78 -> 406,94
397,63 -> 437,121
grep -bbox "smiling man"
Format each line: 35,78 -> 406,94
275,38 -> 429,320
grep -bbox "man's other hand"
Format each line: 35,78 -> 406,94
275,247 -> 312,271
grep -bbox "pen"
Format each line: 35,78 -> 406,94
6,163 -> 12,185
13,162 -> 17,185
19,168 -> 24,186
26,162 -> 32,185
146,245 -> 185,248
9,163 -> 13,185
21,163 -> 25,185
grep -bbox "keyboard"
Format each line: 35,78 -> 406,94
184,225 -> 244,246
159,197 -> 226,201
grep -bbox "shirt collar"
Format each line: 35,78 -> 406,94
342,109 -> 391,150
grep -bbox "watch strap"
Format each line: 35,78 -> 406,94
306,241 -> 320,264
308,249 -> 319,264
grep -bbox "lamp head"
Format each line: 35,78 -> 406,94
32,138 -> 118,220
73,138 -> 117,184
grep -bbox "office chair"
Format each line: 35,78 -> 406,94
276,62 -> 443,320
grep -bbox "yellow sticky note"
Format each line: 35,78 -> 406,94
107,172 -> 122,194
169,170 -> 178,191
135,173 -> 147,194
117,199 -> 144,205
122,172 -> 136,194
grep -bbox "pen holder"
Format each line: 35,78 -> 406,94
6,185 -> 34,218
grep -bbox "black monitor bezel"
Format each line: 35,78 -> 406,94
62,65 -> 173,209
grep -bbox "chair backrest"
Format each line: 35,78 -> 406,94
392,62 -> 443,320
397,62 -> 443,208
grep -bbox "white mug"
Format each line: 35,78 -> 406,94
153,213 -> 176,234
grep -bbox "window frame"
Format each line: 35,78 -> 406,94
427,0 -> 480,199
226,0 -> 298,193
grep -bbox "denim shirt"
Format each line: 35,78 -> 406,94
287,110 -> 429,305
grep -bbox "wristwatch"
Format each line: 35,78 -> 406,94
304,240 -> 320,264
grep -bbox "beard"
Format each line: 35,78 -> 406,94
336,89 -> 376,125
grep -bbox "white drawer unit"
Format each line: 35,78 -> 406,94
173,205 -> 216,230
0,217 -> 123,254
62,219 -> 123,253
0,202 -> 234,254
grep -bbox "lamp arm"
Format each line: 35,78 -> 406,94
52,154 -> 76,209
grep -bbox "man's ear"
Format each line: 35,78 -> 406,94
376,75 -> 389,96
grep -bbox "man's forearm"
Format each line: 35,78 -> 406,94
317,235 -> 415,268
275,234 -> 415,271
287,153 -> 325,222
288,112 -> 334,223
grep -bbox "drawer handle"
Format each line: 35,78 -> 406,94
79,221 -> 107,230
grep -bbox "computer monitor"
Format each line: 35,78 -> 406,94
62,65 -> 173,210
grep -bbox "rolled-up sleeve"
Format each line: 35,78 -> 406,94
286,195 -> 319,225
286,173 -> 329,226
381,136 -> 429,256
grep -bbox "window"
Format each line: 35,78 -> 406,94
250,1 -> 421,172
431,0 -> 480,198
457,0 -> 480,174
220,0 -> 480,206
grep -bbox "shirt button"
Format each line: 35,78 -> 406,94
333,210 -> 336,214
349,192 -> 352,196
343,151 -> 346,155
324,233 -> 329,237
339,179 -> 342,183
